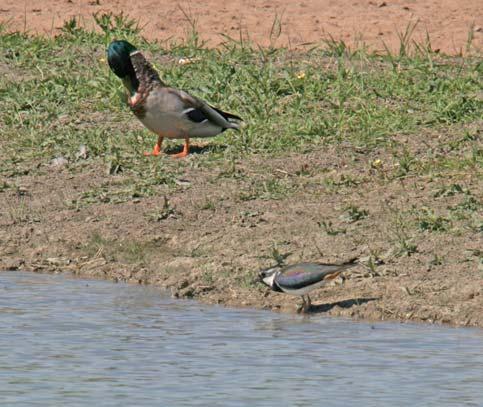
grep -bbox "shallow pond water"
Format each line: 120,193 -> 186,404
1,271 -> 482,406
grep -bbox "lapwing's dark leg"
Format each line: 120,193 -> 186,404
305,295 -> 312,313
297,296 -> 306,313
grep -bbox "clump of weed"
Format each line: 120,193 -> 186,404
270,246 -> 291,266
239,178 -> 293,201
201,272 -> 215,285
340,204 -> 368,223
433,183 -> 467,198
318,220 -> 347,236
199,199 -> 216,211
450,195 -> 481,213
387,209 -> 418,256
85,232 -> 159,264
93,11 -> 142,37
394,148 -> 416,178
61,17 -> 83,36
323,174 -> 361,192
146,196 -> 177,221
416,207 -> 451,232
429,253 -> 444,267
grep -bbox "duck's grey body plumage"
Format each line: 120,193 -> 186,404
129,51 -> 240,139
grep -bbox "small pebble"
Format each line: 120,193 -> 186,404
76,144 -> 88,160
50,156 -> 68,167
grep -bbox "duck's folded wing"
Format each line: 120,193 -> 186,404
168,89 -> 241,130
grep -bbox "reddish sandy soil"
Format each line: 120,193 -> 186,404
1,0 -> 482,54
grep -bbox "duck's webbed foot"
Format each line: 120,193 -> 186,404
170,138 -> 190,159
144,135 -> 163,157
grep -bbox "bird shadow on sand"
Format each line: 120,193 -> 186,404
308,297 -> 378,314
164,144 -> 227,156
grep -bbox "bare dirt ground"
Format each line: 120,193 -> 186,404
1,0 -> 482,54
1,130 -> 482,327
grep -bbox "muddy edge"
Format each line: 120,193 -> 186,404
1,146 -> 482,328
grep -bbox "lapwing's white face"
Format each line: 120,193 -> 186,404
259,268 -> 280,288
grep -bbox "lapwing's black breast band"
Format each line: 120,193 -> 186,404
271,284 -> 283,293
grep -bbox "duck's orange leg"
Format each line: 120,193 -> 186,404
144,135 -> 163,157
170,138 -> 190,159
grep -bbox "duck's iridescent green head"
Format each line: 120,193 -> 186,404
107,40 -> 139,94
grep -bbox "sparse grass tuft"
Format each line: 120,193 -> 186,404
146,196 -> 178,221
318,220 -> 347,236
93,11 -> 142,37
340,205 -> 369,223
388,210 -> 418,257
85,232 -> 160,265
416,207 -> 451,232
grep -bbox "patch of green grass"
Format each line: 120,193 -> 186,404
200,271 -> 215,285
429,253 -> 445,267
235,272 -> 258,289
1,20 -> 481,160
0,17 -> 481,211
450,195 -> 481,213
448,194 -> 483,233
4,196 -> 39,225
270,246 -> 291,265
238,177 -> 294,201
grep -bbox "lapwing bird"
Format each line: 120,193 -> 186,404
107,40 -> 242,158
259,260 -> 358,313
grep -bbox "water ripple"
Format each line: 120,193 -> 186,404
1,271 -> 482,406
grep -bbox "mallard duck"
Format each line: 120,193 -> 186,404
107,40 -> 242,158
259,260 -> 358,313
